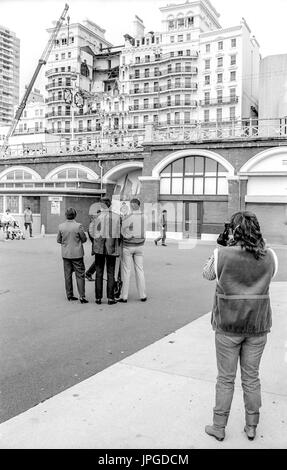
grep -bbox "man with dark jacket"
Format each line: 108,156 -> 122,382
89,198 -> 121,305
154,209 -> 167,246
57,207 -> 88,303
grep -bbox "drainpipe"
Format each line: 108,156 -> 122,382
98,159 -> 103,192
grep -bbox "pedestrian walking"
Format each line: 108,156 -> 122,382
57,207 -> 88,304
203,211 -> 278,442
23,206 -> 33,237
118,198 -> 147,303
154,209 -> 167,246
89,198 -> 121,305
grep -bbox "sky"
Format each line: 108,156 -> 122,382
1,0 -> 287,97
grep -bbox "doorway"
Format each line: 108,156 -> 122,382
183,202 -> 202,238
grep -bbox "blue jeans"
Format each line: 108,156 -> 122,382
213,332 -> 267,427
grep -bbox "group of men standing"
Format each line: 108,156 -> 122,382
57,198 -> 148,305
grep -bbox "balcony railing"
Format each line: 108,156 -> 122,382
130,50 -> 198,66
150,119 -> 287,143
129,100 -> 198,111
129,67 -> 197,80
200,96 -> 239,106
45,67 -> 73,77
1,136 -> 144,159
130,82 -> 198,94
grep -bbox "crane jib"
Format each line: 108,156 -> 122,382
0,3 -> 70,156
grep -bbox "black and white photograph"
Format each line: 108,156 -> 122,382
0,0 -> 287,453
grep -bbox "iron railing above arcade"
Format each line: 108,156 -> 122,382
1,118 -> 287,159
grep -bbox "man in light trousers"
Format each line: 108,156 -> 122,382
118,198 -> 147,303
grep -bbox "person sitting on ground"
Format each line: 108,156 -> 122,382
57,207 -> 88,304
203,211 -> 278,442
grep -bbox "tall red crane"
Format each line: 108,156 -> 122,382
1,3 -> 69,156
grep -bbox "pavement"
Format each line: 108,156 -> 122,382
0,273 -> 286,448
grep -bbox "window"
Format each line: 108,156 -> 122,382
204,110 -> 209,122
154,82 -> 159,92
185,62 -> 191,72
170,51 -> 175,57
175,77 -> 181,88
178,50 -> 183,56
153,98 -> 159,109
65,120 -> 70,132
230,107 -> 236,120
217,89 -> 223,104
230,88 -> 236,102
68,52 -> 71,58
167,79 -> 171,89
87,120 -> 92,131
217,73 -> 223,83
184,111 -> 190,124
170,36 -> 175,43
144,99 -> 149,109
167,95 -> 171,106
230,71 -> 236,81
159,156 -> 228,196
218,41 -> 223,50
186,49 -> 191,56
155,53 -> 161,61
206,44 -> 210,53
134,99 -> 139,110
133,116 -> 139,128
55,54 -> 59,61
178,18 -> 184,29
217,57 -> 223,68
205,75 -> 210,85
144,83 -> 149,93
62,38 -> 67,45
153,115 -> 158,125
204,92 -> 210,105
175,63 -> 181,72
186,33 -> 191,41
154,67 -> 160,77
175,94 -> 180,105
174,112 -> 180,124
145,55 -> 150,63
205,59 -> 210,70
61,53 -> 65,60
168,64 -> 172,73
231,38 -> 237,48
144,115 -> 149,123
168,20 -> 175,30
178,35 -> 184,42
230,55 -> 236,66
216,108 -> 222,122
185,94 -> 191,105
134,84 -> 139,94
135,69 -> 140,78
135,57 -> 140,64
167,113 -> 171,125
185,77 -> 191,88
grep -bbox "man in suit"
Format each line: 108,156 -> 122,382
57,207 -> 88,304
89,198 -> 121,305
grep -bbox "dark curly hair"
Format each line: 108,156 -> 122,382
229,211 -> 267,259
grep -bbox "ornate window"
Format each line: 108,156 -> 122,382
160,156 -> 228,195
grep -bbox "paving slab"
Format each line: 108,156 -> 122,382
0,283 -> 286,449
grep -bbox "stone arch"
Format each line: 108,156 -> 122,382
102,161 -> 143,184
239,147 -> 287,174
45,163 -> 99,180
0,166 -> 42,181
152,149 -> 235,178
